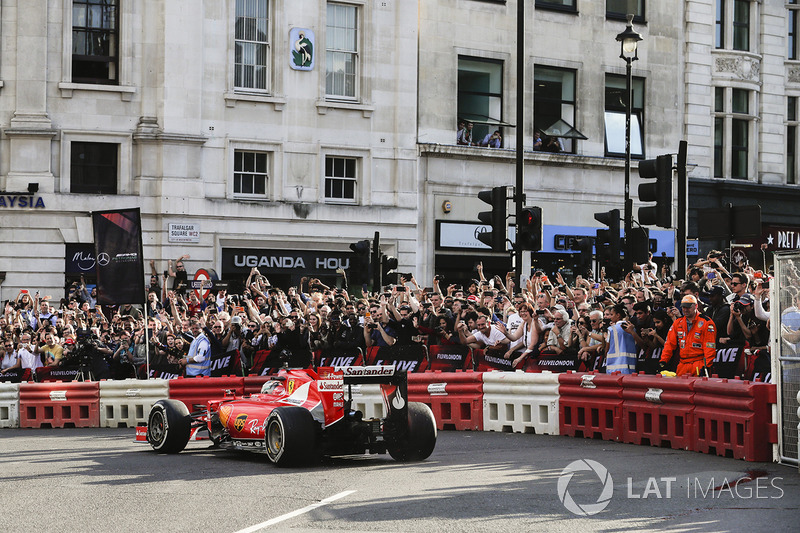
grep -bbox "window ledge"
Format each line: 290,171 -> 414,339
324,198 -> 358,205
58,82 -> 136,101
316,99 -> 374,118
233,195 -> 270,202
224,91 -> 286,111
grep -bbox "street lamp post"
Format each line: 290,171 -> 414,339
616,14 -> 643,271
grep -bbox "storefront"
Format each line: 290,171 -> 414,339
220,248 -> 354,292
435,221 -> 675,285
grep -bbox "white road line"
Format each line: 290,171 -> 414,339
233,490 -> 357,533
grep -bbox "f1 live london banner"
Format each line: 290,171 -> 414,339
92,208 -> 144,305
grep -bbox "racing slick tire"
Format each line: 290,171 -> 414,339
387,402 -> 437,462
264,406 -> 317,466
147,399 -> 192,454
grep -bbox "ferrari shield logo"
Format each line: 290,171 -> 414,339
287,379 -> 296,395
234,414 -> 248,431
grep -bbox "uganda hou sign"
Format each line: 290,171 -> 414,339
169,223 -> 200,243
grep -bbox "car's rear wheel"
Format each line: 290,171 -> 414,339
264,406 -> 317,466
147,399 -> 192,454
387,402 -> 437,462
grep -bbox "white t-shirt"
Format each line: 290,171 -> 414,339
505,313 -> 525,351
473,326 -> 507,348
18,347 -> 43,371
1,350 -> 19,370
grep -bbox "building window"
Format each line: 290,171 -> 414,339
458,57 -> 504,146
235,0 -> 270,91
788,96 -> 798,185
604,74 -> 644,158
233,150 -> 269,197
716,0 -> 751,51
535,0 -> 577,12
713,87 -> 754,180
715,0 -> 724,48
71,142 -> 118,194
72,0 -> 119,84
534,66 -> 577,153
607,0 -> 645,22
790,2 -> 799,60
326,2 -> 358,99
325,156 -> 357,202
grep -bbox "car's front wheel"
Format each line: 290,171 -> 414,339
147,399 -> 192,454
264,406 -> 317,466
387,402 -> 437,462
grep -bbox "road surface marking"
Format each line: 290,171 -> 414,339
233,490 -> 357,532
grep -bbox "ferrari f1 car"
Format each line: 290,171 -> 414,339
142,366 -> 437,466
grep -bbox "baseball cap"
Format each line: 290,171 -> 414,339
706,286 -> 724,297
466,295 -> 479,303
64,338 -> 75,345
680,294 -> 698,306
738,293 -> 754,306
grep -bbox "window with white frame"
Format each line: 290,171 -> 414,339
536,0 -> 577,12
604,74 -> 644,158
458,57 -> 504,147
72,0 -> 119,84
235,0 -> 270,91
233,150 -> 269,197
534,66 -> 577,154
71,141 -> 118,194
326,2 -> 359,99
713,87 -> 754,180
788,96 -> 798,185
789,1 -> 799,60
716,0 -> 752,51
324,156 -> 357,202
607,0 -> 645,22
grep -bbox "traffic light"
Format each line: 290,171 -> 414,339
517,206 -> 542,251
477,186 -> 507,252
348,239 -> 371,285
381,254 -> 399,287
626,227 -> 650,265
575,237 -> 594,277
638,154 -> 673,228
595,209 -> 621,278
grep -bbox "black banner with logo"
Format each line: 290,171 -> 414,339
92,208 -> 144,305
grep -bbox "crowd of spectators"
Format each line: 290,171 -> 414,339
456,120 -> 563,152
0,250 -> 773,381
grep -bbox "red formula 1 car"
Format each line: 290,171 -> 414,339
142,366 -> 437,466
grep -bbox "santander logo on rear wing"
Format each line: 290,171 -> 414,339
334,365 -> 396,377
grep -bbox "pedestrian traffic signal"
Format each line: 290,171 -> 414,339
477,186 -> 507,252
626,227 -> 650,265
381,254 -> 399,287
638,154 -> 673,228
348,239 -> 371,285
517,206 -> 542,251
595,209 -> 621,278
575,237 -> 594,277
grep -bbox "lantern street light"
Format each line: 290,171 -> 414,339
615,14 -> 643,271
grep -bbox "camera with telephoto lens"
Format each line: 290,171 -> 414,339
733,301 -> 744,313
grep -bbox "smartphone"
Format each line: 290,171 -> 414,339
707,272 -> 715,280
396,286 -> 406,292
20,289 -> 29,295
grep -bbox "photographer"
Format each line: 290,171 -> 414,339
363,304 -> 397,348
725,293 -> 767,348
111,331 -> 137,379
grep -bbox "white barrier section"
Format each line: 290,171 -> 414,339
797,389 -> 800,472
349,383 -> 385,420
99,379 -> 170,428
482,370 -> 560,435
0,383 -> 20,428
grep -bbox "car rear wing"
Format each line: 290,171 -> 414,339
320,365 -> 409,423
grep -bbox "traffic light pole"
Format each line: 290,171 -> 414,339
514,0 -> 525,287
623,53 -> 634,273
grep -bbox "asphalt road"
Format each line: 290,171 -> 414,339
0,428 -> 797,533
